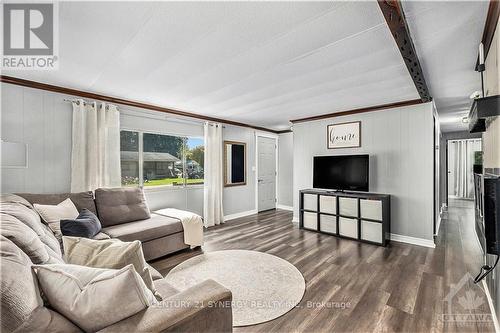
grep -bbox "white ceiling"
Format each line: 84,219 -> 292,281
402,0 -> 489,132
3,1 -> 489,132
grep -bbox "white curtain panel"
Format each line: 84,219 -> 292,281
453,139 -> 481,199
71,100 -> 121,192
203,122 -> 224,227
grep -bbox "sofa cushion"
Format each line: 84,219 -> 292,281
61,209 -> 102,239
101,213 -> 183,242
0,193 -> 33,208
15,307 -> 82,333
0,200 -> 62,261
0,236 -> 76,333
93,232 -> 111,240
95,187 -> 151,227
0,213 -> 50,264
33,264 -> 156,332
17,191 -> 97,215
153,279 -> 179,299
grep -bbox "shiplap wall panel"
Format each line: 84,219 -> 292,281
293,102 -> 434,240
1,83 -> 257,219
2,84 -> 26,191
23,89 -> 45,192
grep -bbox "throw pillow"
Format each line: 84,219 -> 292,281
62,236 -> 161,300
33,198 -> 79,240
60,209 -> 102,239
33,264 -> 155,332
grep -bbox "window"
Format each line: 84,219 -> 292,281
120,130 -> 204,188
120,131 -> 140,186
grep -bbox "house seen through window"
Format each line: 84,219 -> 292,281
120,130 -> 204,187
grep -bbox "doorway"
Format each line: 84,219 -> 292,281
256,135 -> 277,212
447,139 -> 482,201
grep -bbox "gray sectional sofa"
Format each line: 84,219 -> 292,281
17,187 -> 189,261
0,191 -> 233,332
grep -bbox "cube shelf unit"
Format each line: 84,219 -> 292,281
299,189 -> 391,246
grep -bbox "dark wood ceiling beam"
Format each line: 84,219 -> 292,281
378,0 -> 432,102
0,75 -> 282,134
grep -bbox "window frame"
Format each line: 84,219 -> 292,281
120,128 -> 204,190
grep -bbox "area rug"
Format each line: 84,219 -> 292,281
164,250 -> 305,326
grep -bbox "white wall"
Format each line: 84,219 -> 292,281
278,132 -> 293,208
293,102 -> 435,241
0,83 -> 262,218
1,83 -> 73,194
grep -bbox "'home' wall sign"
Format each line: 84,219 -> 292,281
327,121 -> 361,149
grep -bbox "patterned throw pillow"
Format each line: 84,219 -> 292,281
62,236 -> 162,300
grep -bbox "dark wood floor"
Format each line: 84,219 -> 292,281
150,200 -> 495,332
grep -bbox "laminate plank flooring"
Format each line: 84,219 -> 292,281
150,199 -> 495,332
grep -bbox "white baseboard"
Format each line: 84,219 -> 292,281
292,216 -> 299,224
224,209 -> 258,221
277,204 -> 293,211
390,233 -> 435,248
482,279 -> 500,333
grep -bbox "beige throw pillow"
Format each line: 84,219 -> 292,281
33,264 -> 155,332
33,198 -> 79,240
62,236 -> 161,300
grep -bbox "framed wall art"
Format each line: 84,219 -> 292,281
327,121 -> 361,149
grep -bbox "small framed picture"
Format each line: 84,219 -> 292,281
327,121 -> 361,149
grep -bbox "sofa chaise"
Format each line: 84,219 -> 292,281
17,187 -> 189,261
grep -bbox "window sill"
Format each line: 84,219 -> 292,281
143,184 -> 204,193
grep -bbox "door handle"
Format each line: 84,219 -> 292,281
258,179 -> 264,183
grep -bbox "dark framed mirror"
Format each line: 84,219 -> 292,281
224,141 -> 246,187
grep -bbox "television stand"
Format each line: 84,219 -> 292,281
299,189 -> 391,246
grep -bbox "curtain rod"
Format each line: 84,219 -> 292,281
65,98 -> 226,128
64,98 -> 94,105
64,98 -> 116,109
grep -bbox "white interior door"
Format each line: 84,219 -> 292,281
258,136 -> 276,212
448,141 -> 456,196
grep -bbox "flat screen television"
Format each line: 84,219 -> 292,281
313,155 -> 369,192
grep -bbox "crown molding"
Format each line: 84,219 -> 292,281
290,99 -> 423,124
0,75 -> 281,134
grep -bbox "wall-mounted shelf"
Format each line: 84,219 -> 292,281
299,189 -> 391,246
